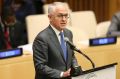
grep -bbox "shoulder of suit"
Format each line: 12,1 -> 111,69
36,26 -> 49,38
64,28 -> 72,32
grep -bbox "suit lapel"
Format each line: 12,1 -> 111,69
64,30 -> 70,63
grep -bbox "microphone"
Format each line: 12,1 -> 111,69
64,37 -> 81,52
64,37 -> 95,69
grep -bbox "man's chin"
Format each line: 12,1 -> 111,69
61,24 -> 67,27
61,26 -> 66,29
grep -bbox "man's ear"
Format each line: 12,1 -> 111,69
48,15 -> 52,21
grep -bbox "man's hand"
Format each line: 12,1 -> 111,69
62,68 -> 71,77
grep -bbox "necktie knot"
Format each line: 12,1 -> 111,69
60,32 -> 64,39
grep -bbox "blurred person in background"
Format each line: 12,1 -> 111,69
10,0 -> 36,23
4,0 -> 37,44
4,0 -> 12,6
33,0 -> 46,14
0,7 -> 27,50
107,12 -> 120,36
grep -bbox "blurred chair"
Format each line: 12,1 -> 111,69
70,11 -> 97,39
26,14 -> 49,43
67,27 -> 89,46
96,21 -> 110,37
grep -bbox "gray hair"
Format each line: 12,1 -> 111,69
48,2 -> 67,15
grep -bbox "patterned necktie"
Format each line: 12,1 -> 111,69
60,32 -> 67,61
4,26 -> 11,49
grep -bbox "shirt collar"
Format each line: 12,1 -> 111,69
50,24 -> 63,36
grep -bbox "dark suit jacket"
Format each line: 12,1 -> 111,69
107,12 -> 120,36
0,24 -> 6,49
8,21 -> 27,47
33,26 -> 79,79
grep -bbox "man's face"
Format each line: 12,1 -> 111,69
48,6 -> 69,31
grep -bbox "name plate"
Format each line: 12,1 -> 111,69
89,37 -> 117,46
0,48 -> 23,59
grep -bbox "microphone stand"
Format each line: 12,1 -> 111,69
72,46 -> 95,69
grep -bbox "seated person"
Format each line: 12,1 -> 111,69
107,12 -> 120,36
0,8 -> 27,50
11,0 -> 36,23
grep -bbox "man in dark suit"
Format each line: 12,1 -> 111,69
107,12 -> 120,36
0,8 -> 27,50
33,2 -> 81,79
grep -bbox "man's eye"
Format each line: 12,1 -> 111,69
57,14 -> 69,18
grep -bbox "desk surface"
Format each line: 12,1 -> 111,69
0,37 -> 120,79
0,55 -> 34,79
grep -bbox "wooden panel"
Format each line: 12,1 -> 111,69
109,0 -> 120,20
0,0 -> 3,15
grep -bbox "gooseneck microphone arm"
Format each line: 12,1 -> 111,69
65,37 -> 95,69
72,47 -> 95,69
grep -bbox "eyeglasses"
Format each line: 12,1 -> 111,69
56,14 -> 69,19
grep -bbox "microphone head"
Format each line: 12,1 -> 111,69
64,37 -> 76,50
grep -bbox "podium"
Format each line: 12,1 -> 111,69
72,63 -> 117,79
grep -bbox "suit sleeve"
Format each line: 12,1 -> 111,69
32,35 -> 62,78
